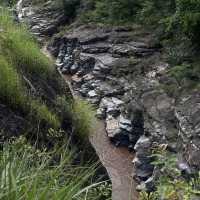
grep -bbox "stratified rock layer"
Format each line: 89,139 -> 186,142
51,25 -> 200,190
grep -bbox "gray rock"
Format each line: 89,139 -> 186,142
96,107 -> 106,119
106,116 -> 120,138
134,136 -> 151,152
178,162 -> 192,175
88,90 -> 98,98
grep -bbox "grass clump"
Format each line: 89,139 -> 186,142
0,136 -> 111,200
0,56 -> 25,109
0,0 -> 17,7
30,100 -> 61,129
72,99 -> 96,140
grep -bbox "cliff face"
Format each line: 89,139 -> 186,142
17,0 -> 200,192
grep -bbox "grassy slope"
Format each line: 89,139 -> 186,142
0,6 -> 111,200
0,8 -> 70,139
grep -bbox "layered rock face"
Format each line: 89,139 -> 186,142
16,0 -> 67,42
50,26 -> 200,190
17,0 -> 200,192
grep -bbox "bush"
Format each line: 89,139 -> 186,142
81,0 -> 141,24
138,0 -> 175,26
139,149 -> 200,200
62,0 -> 80,18
169,0 -> 200,45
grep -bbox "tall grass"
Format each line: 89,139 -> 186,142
0,8 -> 54,78
0,56 -> 25,109
0,8 -> 61,129
72,99 -> 97,140
0,55 -> 60,128
0,137 -> 111,200
30,100 -> 60,129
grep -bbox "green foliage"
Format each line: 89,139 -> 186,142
168,0 -> 200,45
0,8 -> 54,79
0,136 -> 111,200
0,55 -> 60,129
0,8 -> 63,130
0,56 -> 26,109
77,181 -> 112,200
62,0 -> 80,18
72,99 -> 96,140
30,100 -> 61,129
0,0 -> 17,7
168,63 -> 200,89
81,0 -> 141,24
138,0 -> 176,25
139,149 -> 200,200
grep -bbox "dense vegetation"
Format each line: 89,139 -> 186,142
0,137 -> 111,200
140,149 -> 200,200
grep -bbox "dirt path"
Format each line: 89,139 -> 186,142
42,45 -> 138,200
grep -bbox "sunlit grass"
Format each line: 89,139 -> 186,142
0,8 -> 54,78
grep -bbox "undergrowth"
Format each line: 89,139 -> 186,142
0,136 -> 111,200
139,149 -> 200,200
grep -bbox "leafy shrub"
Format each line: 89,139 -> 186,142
62,0 -> 80,18
81,0 -> 141,24
168,63 -> 200,89
168,0 -> 200,45
138,0 -> 176,25
139,149 -> 200,200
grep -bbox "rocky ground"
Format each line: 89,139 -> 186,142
17,0 -> 200,192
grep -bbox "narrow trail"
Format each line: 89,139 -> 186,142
43,44 -> 138,200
